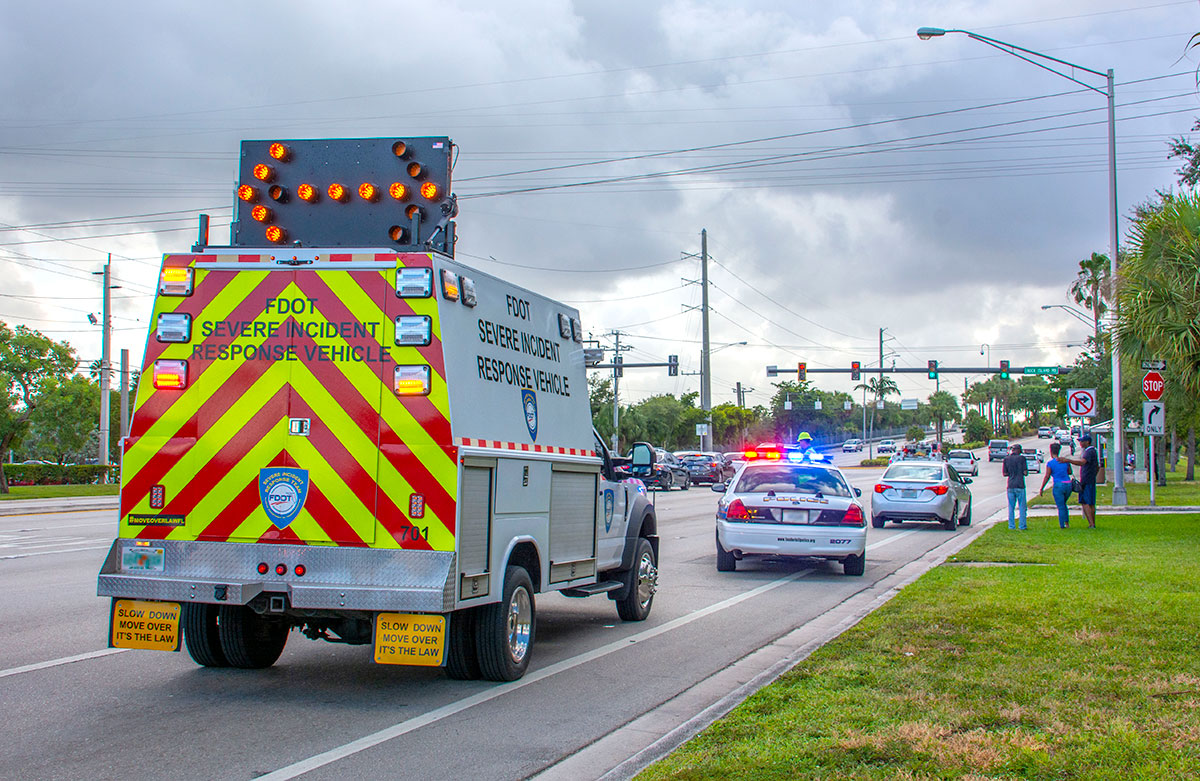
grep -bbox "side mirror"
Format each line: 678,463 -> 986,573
711,482 -> 726,493
630,442 -> 655,477
963,478 -> 973,485
854,487 -> 862,497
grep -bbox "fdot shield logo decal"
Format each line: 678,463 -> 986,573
521,388 -> 538,441
258,468 -> 310,529
603,489 -> 615,532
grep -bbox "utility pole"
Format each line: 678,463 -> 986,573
733,382 -> 753,450
607,330 -> 633,453
97,256 -> 112,481
120,348 -> 131,440
699,229 -> 712,451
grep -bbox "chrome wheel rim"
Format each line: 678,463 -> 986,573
635,550 -> 658,609
506,585 -> 532,663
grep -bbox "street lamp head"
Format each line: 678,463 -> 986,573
1041,305 -> 1052,310
917,27 -> 946,40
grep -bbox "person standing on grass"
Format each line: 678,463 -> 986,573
1038,442 -> 1074,528
1063,433 -> 1099,528
1002,443 -> 1028,530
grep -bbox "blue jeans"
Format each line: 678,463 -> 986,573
1007,488 -> 1027,529
1051,482 -> 1072,528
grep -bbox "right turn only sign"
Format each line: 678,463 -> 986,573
1144,401 -> 1165,436
1067,388 -> 1097,418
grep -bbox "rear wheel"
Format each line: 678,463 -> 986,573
843,553 -> 865,576
615,538 -> 657,621
217,605 -> 289,669
960,498 -> 973,526
662,472 -> 673,491
716,530 -> 737,572
871,515 -> 885,529
943,504 -> 959,531
476,566 -> 535,682
445,608 -> 481,680
182,603 -> 228,667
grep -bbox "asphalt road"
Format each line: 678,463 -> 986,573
0,437 -> 1042,781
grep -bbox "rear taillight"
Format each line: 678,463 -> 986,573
394,315 -> 432,346
925,484 -> 950,495
396,267 -> 433,298
159,266 -> 194,297
874,483 -> 891,493
394,365 -> 431,396
841,504 -> 865,526
155,313 -> 192,343
726,499 -> 751,520
152,360 -> 188,390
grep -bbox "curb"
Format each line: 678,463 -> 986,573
0,496 -> 119,517
536,512 -> 1005,781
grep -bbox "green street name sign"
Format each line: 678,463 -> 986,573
1023,366 -> 1060,376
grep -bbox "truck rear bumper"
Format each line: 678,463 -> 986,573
97,539 -> 455,613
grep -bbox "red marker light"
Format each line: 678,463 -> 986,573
294,564 -> 306,577
268,142 -> 290,161
275,563 -> 287,575
257,562 -> 269,575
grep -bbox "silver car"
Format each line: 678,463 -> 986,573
713,460 -> 867,576
871,460 -> 973,531
946,449 -> 979,476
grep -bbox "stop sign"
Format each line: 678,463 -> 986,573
1143,371 -> 1165,401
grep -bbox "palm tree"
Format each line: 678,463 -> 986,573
1068,252 -> 1111,355
855,375 -> 899,456
926,390 -> 962,447
1119,190 -> 1200,480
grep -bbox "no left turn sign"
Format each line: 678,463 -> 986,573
1067,388 -> 1097,418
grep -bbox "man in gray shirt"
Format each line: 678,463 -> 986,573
1001,443 -> 1028,530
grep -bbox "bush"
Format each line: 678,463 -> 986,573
963,410 -> 992,443
3,464 -> 118,486
905,426 -> 925,442
958,441 -> 987,450
859,457 -> 890,467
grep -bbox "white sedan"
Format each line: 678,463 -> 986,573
713,459 -> 868,576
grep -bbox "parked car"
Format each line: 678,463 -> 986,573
842,438 -> 863,452
712,459 -> 867,575
877,440 -> 897,454
639,449 -> 690,490
946,449 -> 979,476
1038,426 -> 1053,438
871,461 -> 973,531
987,439 -> 1010,462
676,451 -> 733,484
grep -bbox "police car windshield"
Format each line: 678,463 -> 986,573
883,464 -> 945,482
733,465 -> 851,497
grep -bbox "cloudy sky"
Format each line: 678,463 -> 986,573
1,1 -> 1195,409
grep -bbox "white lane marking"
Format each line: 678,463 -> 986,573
261,530 -> 922,780
0,648 -> 128,680
0,544 -> 111,560
259,568 -> 818,780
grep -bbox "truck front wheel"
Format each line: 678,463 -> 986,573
615,537 -> 657,621
217,605 -> 289,669
476,566 -> 535,682
182,603 -> 228,667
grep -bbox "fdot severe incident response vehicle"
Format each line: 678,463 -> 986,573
97,137 -> 659,681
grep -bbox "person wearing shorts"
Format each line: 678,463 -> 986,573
1064,433 -> 1098,528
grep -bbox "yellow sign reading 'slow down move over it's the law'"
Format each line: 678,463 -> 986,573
374,613 -> 446,666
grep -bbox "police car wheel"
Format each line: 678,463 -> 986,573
843,553 -> 865,576
476,566 -> 535,682
616,538 -> 657,622
445,607 -> 482,680
217,605 -> 289,669
716,531 -> 737,572
182,603 -> 228,667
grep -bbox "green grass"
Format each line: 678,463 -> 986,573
1029,467 -> 1200,507
0,483 -> 120,500
641,514 -> 1200,780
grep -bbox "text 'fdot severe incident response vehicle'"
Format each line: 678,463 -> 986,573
97,137 -> 659,681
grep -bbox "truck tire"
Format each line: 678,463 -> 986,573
615,537 -> 657,621
475,566 -> 535,682
716,530 -> 736,572
217,605 -> 289,669
182,603 -> 228,667
445,608 -> 481,680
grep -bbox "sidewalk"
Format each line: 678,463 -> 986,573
1024,504 -> 1200,516
0,495 -> 119,517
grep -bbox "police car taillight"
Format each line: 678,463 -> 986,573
394,365 -> 431,396
440,269 -> 460,301
152,360 -> 188,390
395,316 -> 432,347
725,499 -> 751,520
156,313 -> 192,343
396,268 -> 432,298
841,504 -> 865,526
159,266 -> 194,297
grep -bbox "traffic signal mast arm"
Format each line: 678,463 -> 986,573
766,365 -> 1070,376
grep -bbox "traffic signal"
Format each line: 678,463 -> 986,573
797,362 -> 807,382
667,355 -> 678,376
850,361 -> 861,381
614,355 -> 623,378
999,359 -> 1010,380
927,360 -> 938,379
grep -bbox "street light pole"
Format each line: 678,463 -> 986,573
918,26 -> 1126,504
